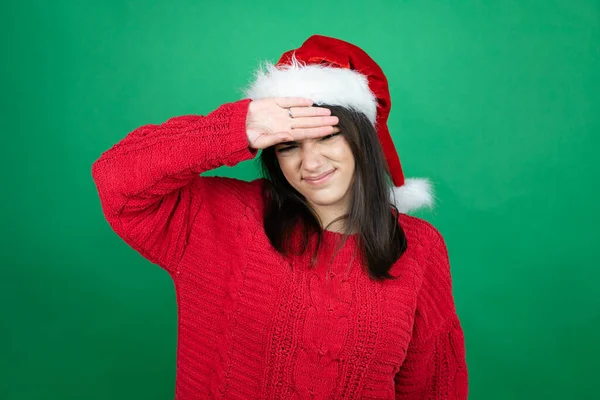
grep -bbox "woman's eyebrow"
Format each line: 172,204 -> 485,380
279,140 -> 299,146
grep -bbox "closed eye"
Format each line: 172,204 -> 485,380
276,144 -> 297,153
320,132 -> 341,141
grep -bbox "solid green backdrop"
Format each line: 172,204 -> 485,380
1,1 -> 598,399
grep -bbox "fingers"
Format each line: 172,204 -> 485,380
247,97 -> 338,149
291,115 -> 339,129
274,97 -> 314,108
287,106 -> 331,118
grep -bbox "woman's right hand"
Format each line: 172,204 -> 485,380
246,97 -> 339,150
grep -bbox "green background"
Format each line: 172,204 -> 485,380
2,1 -> 598,399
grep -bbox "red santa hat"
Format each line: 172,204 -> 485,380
244,34 -> 433,214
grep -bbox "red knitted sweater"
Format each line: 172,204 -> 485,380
91,98 -> 468,399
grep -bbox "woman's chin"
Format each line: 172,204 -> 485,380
305,192 -> 347,207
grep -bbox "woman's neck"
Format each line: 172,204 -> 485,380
309,202 -> 351,233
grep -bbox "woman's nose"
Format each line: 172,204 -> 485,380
301,145 -> 325,171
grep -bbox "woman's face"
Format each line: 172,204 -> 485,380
274,132 -> 356,211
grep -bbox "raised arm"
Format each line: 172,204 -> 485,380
91,97 -> 339,275
91,99 -> 256,274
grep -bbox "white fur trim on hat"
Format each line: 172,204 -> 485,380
244,57 -> 378,124
390,178 -> 435,213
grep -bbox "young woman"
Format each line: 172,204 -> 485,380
92,35 -> 468,399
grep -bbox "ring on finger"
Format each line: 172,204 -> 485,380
287,108 -> 293,118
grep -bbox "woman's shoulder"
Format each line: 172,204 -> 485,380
397,213 -> 455,298
396,212 -> 451,277
397,213 -> 444,249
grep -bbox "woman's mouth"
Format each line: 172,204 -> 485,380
303,169 -> 336,185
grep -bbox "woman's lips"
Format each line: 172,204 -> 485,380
303,169 -> 336,185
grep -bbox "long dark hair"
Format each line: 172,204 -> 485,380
259,105 -> 407,280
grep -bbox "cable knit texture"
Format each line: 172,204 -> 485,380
91,99 -> 468,399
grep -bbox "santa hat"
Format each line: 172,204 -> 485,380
244,34 -> 433,214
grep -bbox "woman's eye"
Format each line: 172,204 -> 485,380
320,132 -> 341,141
277,145 -> 297,153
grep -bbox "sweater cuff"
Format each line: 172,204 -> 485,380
217,98 -> 258,166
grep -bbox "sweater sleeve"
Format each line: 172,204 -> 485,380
394,230 -> 469,399
91,98 -> 256,275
